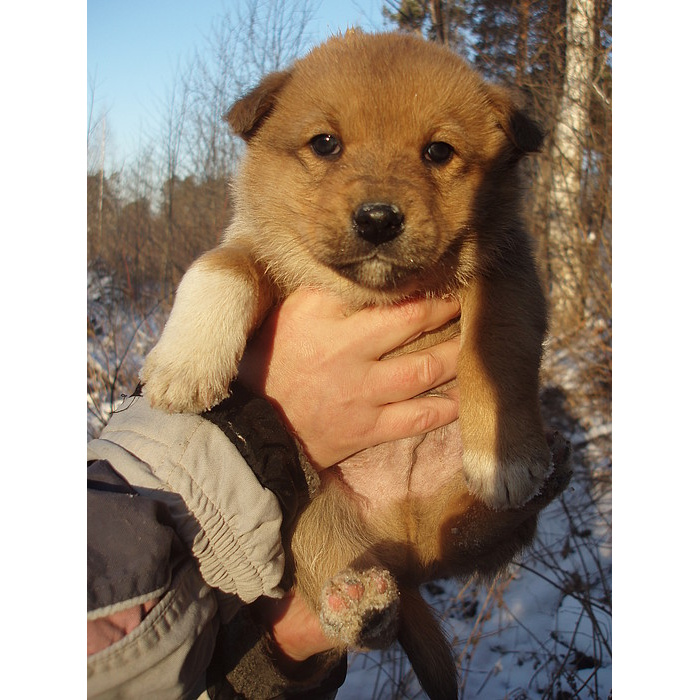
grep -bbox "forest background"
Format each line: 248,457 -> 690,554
68,0 -> 693,697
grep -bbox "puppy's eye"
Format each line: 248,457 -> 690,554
423,141 -> 454,165
310,134 -> 342,157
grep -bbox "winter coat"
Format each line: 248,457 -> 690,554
87,384 -> 345,699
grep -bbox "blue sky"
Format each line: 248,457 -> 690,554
88,0 -> 388,168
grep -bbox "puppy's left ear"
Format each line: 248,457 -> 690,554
486,85 -> 545,156
225,69 -> 293,141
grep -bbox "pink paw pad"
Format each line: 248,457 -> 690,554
319,567 -> 399,649
327,581 -> 365,611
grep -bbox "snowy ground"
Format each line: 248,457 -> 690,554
338,469 -> 611,699
87,272 -> 166,439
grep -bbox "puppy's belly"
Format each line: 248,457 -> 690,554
330,421 -> 463,507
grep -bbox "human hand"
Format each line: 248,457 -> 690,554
238,288 -> 460,469
255,591 -> 334,664
87,599 -> 158,656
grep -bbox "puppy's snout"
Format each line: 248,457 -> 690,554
353,203 -> 404,245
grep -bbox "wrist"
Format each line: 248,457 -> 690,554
255,594 -> 334,665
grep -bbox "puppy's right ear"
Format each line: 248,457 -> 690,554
225,70 -> 293,141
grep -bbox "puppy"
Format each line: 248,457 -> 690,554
141,31 -> 569,699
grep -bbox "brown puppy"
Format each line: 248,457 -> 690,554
141,32 -> 569,699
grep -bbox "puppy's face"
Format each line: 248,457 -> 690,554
227,32 -> 542,301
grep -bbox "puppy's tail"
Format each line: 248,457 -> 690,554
398,587 -> 458,700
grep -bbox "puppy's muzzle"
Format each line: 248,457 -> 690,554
353,203 -> 404,245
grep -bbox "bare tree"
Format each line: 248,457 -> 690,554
157,64 -> 193,302
87,69 -> 107,170
237,0 -> 320,81
189,0 -> 320,112
87,71 -> 110,261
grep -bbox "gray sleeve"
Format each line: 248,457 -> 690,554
88,394 -> 287,602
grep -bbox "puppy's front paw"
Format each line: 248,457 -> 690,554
462,440 -> 552,509
319,567 -> 399,649
140,345 -> 233,414
139,251 -> 263,414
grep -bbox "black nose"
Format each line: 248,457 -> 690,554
353,203 -> 404,245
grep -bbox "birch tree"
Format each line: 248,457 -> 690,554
545,0 -> 597,334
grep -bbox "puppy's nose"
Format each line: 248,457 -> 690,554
353,203 -> 404,245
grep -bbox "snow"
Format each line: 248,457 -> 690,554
339,519 -> 611,698
87,270 -> 166,439
338,489 -> 611,698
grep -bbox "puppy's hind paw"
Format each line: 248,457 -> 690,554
319,567 -> 399,650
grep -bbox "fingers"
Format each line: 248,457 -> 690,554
270,288 -> 460,361
352,296 -> 461,358
372,386 -> 459,445
368,337 -> 460,404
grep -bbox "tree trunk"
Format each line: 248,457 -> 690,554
546,0 -> 596,334
97,118 -> 105,257
515,0 -> 531,84
429,1 -> 446,45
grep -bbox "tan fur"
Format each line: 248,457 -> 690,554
141,32 -> 572,699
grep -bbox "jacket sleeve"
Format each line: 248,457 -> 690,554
87,387 -> 309,603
